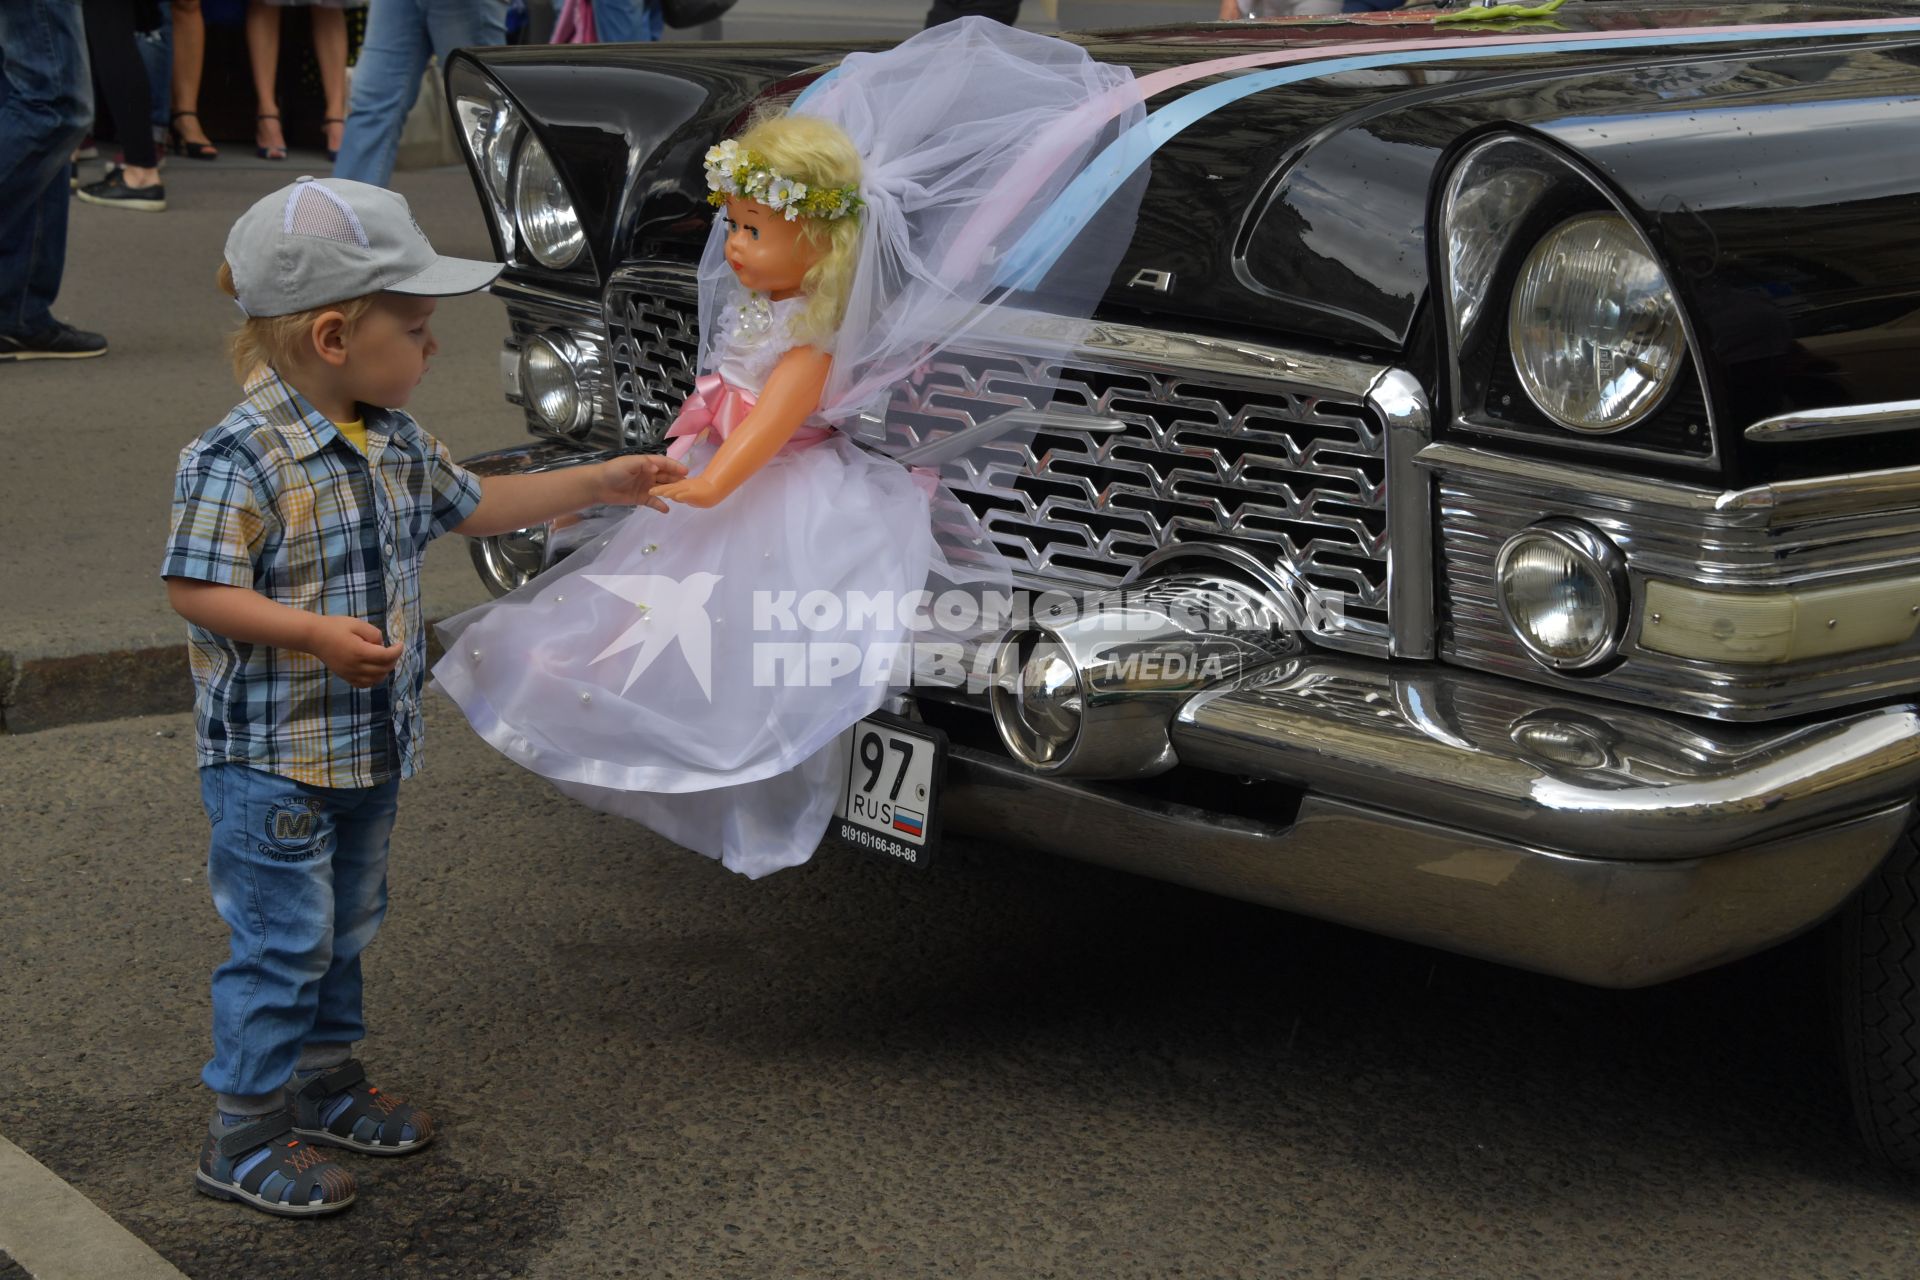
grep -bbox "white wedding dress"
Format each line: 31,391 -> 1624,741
432,295 -> 963,879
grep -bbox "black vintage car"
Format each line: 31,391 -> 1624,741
443,1 -> 1920,1166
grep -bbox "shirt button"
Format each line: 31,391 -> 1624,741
384,541 -> 394,554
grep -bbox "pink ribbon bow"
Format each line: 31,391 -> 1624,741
664,372 -> 833,463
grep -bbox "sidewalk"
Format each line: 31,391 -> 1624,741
0,155 -> 528,732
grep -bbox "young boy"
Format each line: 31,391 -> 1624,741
162,177 -> 685,1217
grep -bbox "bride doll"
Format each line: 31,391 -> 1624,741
433,18 -> 1145,879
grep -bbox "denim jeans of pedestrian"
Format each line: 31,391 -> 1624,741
592,0 -> 662,44
0,0 -> 92,338
332,0 -> 508,187
200,763 -> 402,1100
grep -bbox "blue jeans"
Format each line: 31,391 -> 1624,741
0,0 -> 92,338
332,0 -> 508,187
592,0 -> 661,43
200,763 -> 402,1100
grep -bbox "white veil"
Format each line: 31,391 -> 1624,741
693,18 -> 1147,445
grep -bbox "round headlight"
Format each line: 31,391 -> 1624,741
519,335 -> 588,435
484,114 -> 522,209
512,132 -> 584,269
1495,520 -> 1627,671
1509,212 -> 1685,433
989,633 -> 1082,767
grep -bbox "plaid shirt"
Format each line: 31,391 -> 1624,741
161,368 -> 484,788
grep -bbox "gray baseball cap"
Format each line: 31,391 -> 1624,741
225,176 -> 502,317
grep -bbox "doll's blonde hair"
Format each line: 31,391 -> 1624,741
732,114 -> 862,344
214,261 -> 377,385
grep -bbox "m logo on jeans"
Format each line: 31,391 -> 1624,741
261,798 -> 327,861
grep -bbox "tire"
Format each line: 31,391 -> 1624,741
1837,810 -> 1920,1172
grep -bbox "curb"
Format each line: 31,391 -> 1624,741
0,643 -> 190,736
0,629 -> 455,736
0,1135 -> 189,1280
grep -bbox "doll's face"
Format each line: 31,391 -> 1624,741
723,197 -> 826,300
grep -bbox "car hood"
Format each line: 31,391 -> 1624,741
463,2 -> 1920,450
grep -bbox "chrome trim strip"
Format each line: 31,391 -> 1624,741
1421,439 -> 1920,524
491,273 -> 601,323
937,743 -> 1905,989
1372,368 -> 1434,659
1746,399 -> 1920,444
1720,466 -> 1920,521
607,261 -> 1389,400
1041,316 -> 1383,400
1416,440 -> 1727,514
1168,655 -> 1920,859
456,439 -> 619,478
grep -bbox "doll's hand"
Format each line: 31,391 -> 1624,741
595,454 -> 689,513
308,615 -> 403,689
655,476 -> 726,509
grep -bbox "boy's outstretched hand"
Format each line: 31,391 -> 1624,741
595,453 -> 689,513
309,615 -> 404,688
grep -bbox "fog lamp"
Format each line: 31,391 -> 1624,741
1496,520 -> 1627,671
520,334 -> 590,436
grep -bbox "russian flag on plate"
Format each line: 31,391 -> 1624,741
892,808 -> 925,838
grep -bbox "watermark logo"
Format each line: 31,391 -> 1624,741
575,575 -> 1340,700
584,572 -> 723,698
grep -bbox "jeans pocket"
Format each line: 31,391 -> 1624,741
200,765 -> 227,826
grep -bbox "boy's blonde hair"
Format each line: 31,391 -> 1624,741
214,261 -> 379,385
731,114 -> 863,343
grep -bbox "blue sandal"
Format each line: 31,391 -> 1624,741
194,1111 -> 357,1217
291,1060 -> 435,1155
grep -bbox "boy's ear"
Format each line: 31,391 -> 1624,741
309,310 -> 351,368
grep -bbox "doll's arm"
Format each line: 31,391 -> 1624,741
656,345 -> 833,508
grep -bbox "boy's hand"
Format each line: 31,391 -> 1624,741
595,454 -> 688,513
308,615 -> 403,688
655,476 -> 725,509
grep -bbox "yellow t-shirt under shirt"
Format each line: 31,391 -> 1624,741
334,417 -> 368,455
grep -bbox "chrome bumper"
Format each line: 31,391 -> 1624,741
459,444 -> 1919,987
932,655 -> 1920,987
942,744 -> 1906,989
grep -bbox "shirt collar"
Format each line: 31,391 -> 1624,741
243,366 -> 407,461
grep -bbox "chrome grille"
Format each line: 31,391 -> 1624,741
606,270 -> 1393,652
605,275 -> 701,450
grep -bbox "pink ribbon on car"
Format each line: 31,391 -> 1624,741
663,372 -> 833,462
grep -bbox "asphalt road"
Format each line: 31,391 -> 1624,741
4,699 -> 1920,1279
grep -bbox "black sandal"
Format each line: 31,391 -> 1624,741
194,1111 -> 357,1217
256,113 -> 287,161
324,115 -> 346,164
291,1060 -> 435,1156
168,110 -> 218,160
